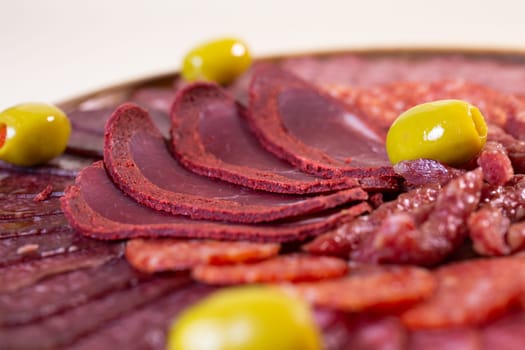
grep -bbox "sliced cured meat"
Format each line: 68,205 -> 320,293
0,258 -> 144,326
247,64 -> 394,178
351,169 -> 482,265
0,245 -> 122,293
69,284 -> 212,350
0,170 -> 73,195
488,125 -> 525,172
0,227 -> 107,267
304,184 -> 441,257
62,162 -> 370,242
130,86 -> 176,114
468,207 -> 511,256
482,311 -> 525,350
0,276 -> 189,350
408,328 -> 481,350
0,196 -> 62,220
0,214 -> 69,239
104,103 -> 367,223
192,253 -> 348,284
0,154 -> 93,177
401,257 -> 525,329
282,265 -> 434,313
125,238 -> 280,273
393,159 -> 465,188
477,141 -> 514,185
171,82 -> 359,194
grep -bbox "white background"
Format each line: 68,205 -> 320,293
1,0 -> 525,109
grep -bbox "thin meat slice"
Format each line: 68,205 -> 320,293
0,170 -> 73,195
0,214 -> 69,239
192,253 -> 348,284
304,184 -> 441,257
171,82 -> 359,194
0,196 -> 62,219
477,141 -> 514,185
393,159 -> 465,188
282,265 -> 434,313
0,244 -> 122,293
247,64 -> 394,178
125,238 -> 280,273
351,169 -> 482,266
401,257 -> 525,329
104,103 -> 367,223
0,275 -> 189,350
61,162 -> 370,242
0,258 -> 144,326
408,328 -> 481,350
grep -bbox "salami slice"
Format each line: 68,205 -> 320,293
401,257 -> 525,329
103,103 -> 367,223
61,162 -> 370,242
192,253 -> 348,284
282,265 -> 434,313
247,64 -> 394,178
171,82 -> 359,194
125,239 -> 280,273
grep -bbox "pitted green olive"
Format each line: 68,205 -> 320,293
0,103 -> 71,166
182,38 -> 252,85
386,99 -> 488,166
167,285 -> 321,350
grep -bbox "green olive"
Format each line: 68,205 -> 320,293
0,103 -> 71,166
182,37 -> 252,85
386,99 -> 488,166
167,285 -> 322,350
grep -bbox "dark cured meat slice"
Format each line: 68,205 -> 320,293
393,159 -> 465,188
62,162 -> 370,242
0,154 -> 94,177
125,238 -> 280,273
303,184 -> 441,257
171,82 -> 359,194
0,245 -> 121,293
401,257 -> 525,329
0,275 -> 189,350
0,170 -> 73,194
0,196 -> 62,219
0,214 -> 69,239
68,284 -> 213,350
0,227 -> 107,267
0,258 -> 143,326
103,103 -> 367,223
282,265 -> 434,313
351,169 -> 483,266
247,64 -> 394,179
192,253 -> 349,284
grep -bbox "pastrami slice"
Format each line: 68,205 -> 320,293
104,102 -> 367,223
170,82 -> 359,194
247,64 -> 394,178
61,162 -> 370,242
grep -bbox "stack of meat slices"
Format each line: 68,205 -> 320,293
5,55 -> 525,350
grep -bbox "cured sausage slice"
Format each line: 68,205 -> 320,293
61,162 -> 370,242
247,64 -> 394,178
171,82 -> 359,194
104,103 -> 367,223
125,239 -> 280,273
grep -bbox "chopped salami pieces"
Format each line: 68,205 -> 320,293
125,239 -> 280,273
351,169 -> 482,266
477,141 -> 514,186
481,311 -> 525,350
33,184 -> 53,202
284,265 -> 434,313
408,328 -> 481,350
103,103 -> 367,223
192,253 -> 348,285
393,159 -> 465,188
488,125 -> 525,173
62,162 -> 370,242
401,257 -> 525,329
247,64 -> 395,179
303,183 -> 441,257
170,82 -> 359,194
468,207 -> 511,256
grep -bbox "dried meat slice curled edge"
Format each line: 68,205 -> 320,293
103,103 -> 367,223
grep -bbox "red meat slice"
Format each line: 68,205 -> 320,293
282,265 -> 434,313
61,162 -> 370,242
477,141 -> 514,186
103,103 -> 367,223
247,64 -> 394,178
192,253 -> 348,284
408,328 -> 481,350
401,257 -> 525,329
125,239 -> 280,273
170,82 -> 360,194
